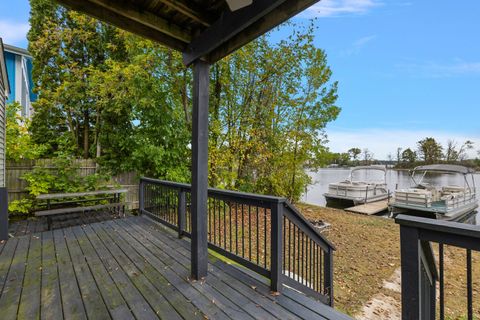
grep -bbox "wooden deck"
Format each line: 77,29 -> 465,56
0,215 -> 351,320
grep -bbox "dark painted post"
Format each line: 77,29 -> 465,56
270,201 -> 283,292
324,249 -> 334,307
191,60 -> 209,280
139,179 -> 145,214
178,189 -> 186,238
0,187 -> 8,240
400,225 -> 420,320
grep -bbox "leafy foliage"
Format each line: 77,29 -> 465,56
5,102 -> 46,161
8,155 -> 112,216
28,2 -> 340,201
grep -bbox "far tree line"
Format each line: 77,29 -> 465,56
326,137 -> 479,169
391,138 -> 476,168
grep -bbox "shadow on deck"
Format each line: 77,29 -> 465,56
0,215 -> 350,320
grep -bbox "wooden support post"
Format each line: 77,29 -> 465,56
139,179 -> 145,214
270,201 -> 283,293
178,189 -> 186,238
324,249 -> 334,307
400,226 -> 420,320
191,60 -> 209,280
0,187 -> 8,240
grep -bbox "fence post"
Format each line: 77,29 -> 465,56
324,249 -> 334,307
0,187 -> 8,241
270,201 -> 283,293
178,189 -> 186,238
400,225 -> 420,320
139,179 -> 144,214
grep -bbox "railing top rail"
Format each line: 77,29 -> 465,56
395,214 -> 480,240
140,177 -> 287,203
141,177 -> 335,250
284,201 -> 336,251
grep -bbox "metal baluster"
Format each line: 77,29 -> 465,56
241,204 -> 245,258
223,201 -> 227,249
256,207 -> 260,264
264,207 -> 267,268
249,205 -> 252,261
293,224 -> 296,279
235,203 -> 239,255
439,243 -> 444,320
214,198 -> 217,244
467,249 -> 472,320
229,203 -> 232,251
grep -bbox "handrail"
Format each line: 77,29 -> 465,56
396,214 -> 480,320
284,201 -> 336,250
139,177 -> 336,305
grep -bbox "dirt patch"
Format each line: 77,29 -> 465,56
356,268 -> 401,319
297,203 -> 480,318
298,203 -> 400,316
356,294 -> 401,320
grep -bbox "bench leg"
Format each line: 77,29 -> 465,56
47,216 -> 52,231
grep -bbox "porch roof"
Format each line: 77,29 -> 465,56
54,0 -> 320,65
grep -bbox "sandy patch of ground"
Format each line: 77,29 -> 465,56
355,268 -> 401,320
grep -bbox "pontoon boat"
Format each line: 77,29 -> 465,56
323,166 -> 389,205
389,164 -> 478,221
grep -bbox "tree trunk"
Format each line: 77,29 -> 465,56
83,111 -> 89,158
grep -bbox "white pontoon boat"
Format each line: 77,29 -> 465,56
323,166 -> 389,205
389,164 -> 478,221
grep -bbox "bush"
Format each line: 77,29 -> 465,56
8,156 -> 113,217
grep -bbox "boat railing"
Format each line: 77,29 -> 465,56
139,177 -> 336,305
396,215 -> 480,319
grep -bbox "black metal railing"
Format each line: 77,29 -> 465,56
139,177 -> 335,305
396,214 -> 480,320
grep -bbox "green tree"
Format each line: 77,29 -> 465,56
401,148 -> 417,163
348,148 -> 361,161
28,1 -> 128,158
208,23 -> 339,201
28,2 -> 339,201
417,137 -> 443,164
5,102 -> 46,161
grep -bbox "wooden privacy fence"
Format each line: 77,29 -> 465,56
5,159 -> 139,210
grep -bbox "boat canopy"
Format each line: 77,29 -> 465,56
413,164 -> 475,175
351,165 -> 387,172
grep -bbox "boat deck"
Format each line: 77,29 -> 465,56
0,215 -> 351,320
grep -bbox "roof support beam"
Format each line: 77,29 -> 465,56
156,0 -> 212,27
207,0 -> 322,63
88,0 -> 192,42
182,0 -> 287,66
56,0 -> 188,51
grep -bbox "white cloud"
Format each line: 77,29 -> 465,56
397,60 -> 480,78
0,20 -> 29,46
326,128 -> 480,160
303,0 -> 382,18
341,34 -> 377,56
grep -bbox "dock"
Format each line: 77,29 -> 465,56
345,199 -> 389,215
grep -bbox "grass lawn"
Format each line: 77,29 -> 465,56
297,203 -> 480,319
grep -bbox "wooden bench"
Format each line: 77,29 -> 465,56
35,189 -> 128,230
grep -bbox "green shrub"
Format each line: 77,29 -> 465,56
8,155 -> 113,217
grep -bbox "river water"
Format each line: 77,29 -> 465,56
302,168 -> 480,225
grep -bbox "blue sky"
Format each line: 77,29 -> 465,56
1,0 -> 479,159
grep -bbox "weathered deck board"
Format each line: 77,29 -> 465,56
17,233 -> 41,319
0,215 -> 351,320
345,199 -> 389,215
130,218 -> 333,320
41,230 -> 64,319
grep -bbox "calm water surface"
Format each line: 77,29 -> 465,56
302,168 -> 480,225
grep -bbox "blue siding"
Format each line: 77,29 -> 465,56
26,58 -> 37,102
4,52 -> 15,103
